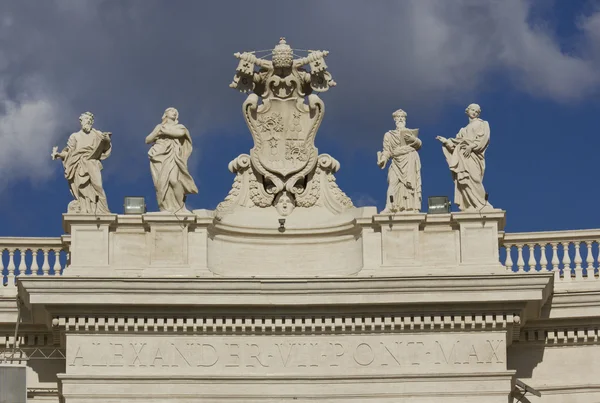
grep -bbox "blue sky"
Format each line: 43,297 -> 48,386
1,0 -> 600,236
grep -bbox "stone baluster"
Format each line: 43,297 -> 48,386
14,248 -> 21,276
527,244 -> 537,272
65,249 -> 71,273
6,248 -> 16,286
31,248 -> 41,275
504,245 -> 514,271
48,249 -> 55,275
561,242 -> 572,281
588,241 -> 597,280
516,245 -> 525,273
551,243 -> 560,281
574,241 -> 584,280
42,249 -> 50,276
539,243 -> 549,271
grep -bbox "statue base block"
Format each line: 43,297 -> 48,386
207,207 -> 363,277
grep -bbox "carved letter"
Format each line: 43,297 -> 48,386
150,347 -> 169,367
297,343 -> 308,367
276,343 -> 295,367
109,343 -> 124,367
309,342 -> 320,368
90,342 -> 108,367
380,341 -> 402,367
69,345 -> 88,367
435,341 -> 459,365
246,343 -> 269,368
353,343 -> 375,366
329,342 -> 344,367
225,343 -> 240,367
406,341 -> 425,365
464,344 -> 484,364
198,343 -> 218,367
487,340 -> 503,363
171,343 -> 192,367
129,343 -> 146,367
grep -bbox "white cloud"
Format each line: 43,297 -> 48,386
0,80 -> 66,187
351,193 -> 378,208
403,0 -> 600,101
0,0 -> 600,186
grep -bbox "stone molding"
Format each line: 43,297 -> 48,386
19,275 -> 552,308
51,312 -> 520,335
58,372 -> 516,402
518,326 -> 600,345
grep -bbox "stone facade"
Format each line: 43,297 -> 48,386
1,39 -> 599,402
2,209 -> 599,402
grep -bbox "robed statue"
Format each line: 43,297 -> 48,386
377,109 -> 422,213
146,107 -> 198,213
51,111 -> 112,214
436,103 -> 493,211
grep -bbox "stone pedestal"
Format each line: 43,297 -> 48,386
63,214 -> 116,276
143,212 -> 196,276
208,207 -> 363,277
62,212 -> 213,277
376,213 -> 426,267
453,210 -> 505,265
369,210 -> 506,275
61,210 -> 507,278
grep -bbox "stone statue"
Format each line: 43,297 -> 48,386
51,112 -> 112,214
377,109 -> 422,213
216,38 -> 353,218
436,103 -> 493,211
145,107 -> 198,213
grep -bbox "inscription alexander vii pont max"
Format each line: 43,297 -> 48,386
67,334 -> 506,374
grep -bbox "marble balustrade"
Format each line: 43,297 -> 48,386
2,229 -> 600,286
500,229 -> 600,281
1,237 -> 69,292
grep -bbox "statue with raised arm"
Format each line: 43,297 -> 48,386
146,107 -> 198,213
377,109 -> 422,213
51,112 -> 112,214
436,103 -> 493,211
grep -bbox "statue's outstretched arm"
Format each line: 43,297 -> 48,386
51,146 -> 69,161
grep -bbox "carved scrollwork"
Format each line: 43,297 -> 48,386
228,154 -> 251,173
294,154 -> 353,212
249,170 -> 275,208
324,171 -> 354,212
317,154 -> 340,173
216,155 -> 252,219
295,169 -> 320,208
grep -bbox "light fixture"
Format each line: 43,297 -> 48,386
428,196 -> 450,214
514,379 -> 542,399
123,197 -> 146,214
278,218 -> 286,233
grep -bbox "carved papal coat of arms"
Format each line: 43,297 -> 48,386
216,38 -> 353,218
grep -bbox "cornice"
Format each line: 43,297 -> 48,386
18,275 -> 552,310
543,289 -> 600,319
